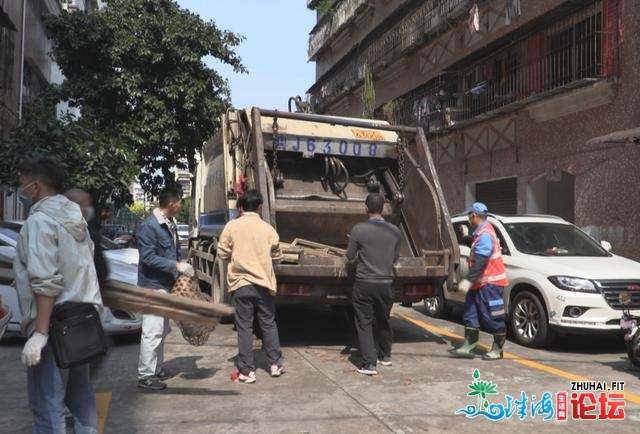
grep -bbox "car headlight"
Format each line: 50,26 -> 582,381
548,276 -> 599,293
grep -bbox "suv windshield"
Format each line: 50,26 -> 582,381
503,222 -> 608,257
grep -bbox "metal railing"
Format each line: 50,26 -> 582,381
310,0 -> 470,112
388,1 -> 614,132
308,0 -> 371,60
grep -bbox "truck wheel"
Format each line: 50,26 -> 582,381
330,305 -> 354,322
212,258 -> 233,324
509,290 -> 554,348
423,286 -> 450,319
627,331 -> 640,369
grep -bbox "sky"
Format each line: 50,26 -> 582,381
176,0 -> 317,111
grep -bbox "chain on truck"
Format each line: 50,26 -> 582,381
188,100 -> 459,312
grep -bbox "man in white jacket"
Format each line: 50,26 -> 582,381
13,156 -> 103,434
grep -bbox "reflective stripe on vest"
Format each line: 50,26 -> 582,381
468,223 -> 508,290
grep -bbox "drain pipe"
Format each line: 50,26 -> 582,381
17,0 -> 26,122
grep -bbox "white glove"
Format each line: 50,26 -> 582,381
176,261 -> 195,277
457,279 -> 472,292
21,331 -> 48,367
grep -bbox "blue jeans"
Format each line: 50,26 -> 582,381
27,342 -> 97,434
463,284 -> 506,333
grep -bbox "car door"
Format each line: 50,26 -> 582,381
450,221 -> 471,305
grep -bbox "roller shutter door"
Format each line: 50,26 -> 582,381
475,178 -> 517,215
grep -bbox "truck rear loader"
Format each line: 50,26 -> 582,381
189,107 -> 458,309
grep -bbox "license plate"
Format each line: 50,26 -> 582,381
620,318 -> 637,329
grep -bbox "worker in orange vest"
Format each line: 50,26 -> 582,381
449,202 -> 508,360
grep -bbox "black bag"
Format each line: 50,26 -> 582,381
50,302 -> 107,369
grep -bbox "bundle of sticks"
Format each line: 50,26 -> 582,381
102,279 -> 233,330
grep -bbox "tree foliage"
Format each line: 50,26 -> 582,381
128,201 -> 149,219
361,66 -> 376,119
44,0 -> 246,196
175,196 -> 191,224
0,89 -> 137,207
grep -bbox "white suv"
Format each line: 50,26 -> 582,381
424,214 -> 640,348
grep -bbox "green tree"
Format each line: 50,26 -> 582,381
44,0 -> 246,196
175,197 -> 191,224
0,90 -> 137,207
128,201 -> 149,219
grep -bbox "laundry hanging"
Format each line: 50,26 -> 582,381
468,3 -> 480,33
505,0 -> 522,25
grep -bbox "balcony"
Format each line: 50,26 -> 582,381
387,0 -> 617,133
308,0 -> 373,61
309,0 -> 471,113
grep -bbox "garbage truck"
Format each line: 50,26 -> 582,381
189,107 -> 459,308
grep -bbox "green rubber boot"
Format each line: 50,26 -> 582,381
449,327 -> 479,358
482,332 -> 506,360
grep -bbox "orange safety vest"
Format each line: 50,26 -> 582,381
467,223 -> 508,290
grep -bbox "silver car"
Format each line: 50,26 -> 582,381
0,221 -> 141,339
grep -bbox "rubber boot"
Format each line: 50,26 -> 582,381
482,332 -> 506,360
449,327 -> 479,358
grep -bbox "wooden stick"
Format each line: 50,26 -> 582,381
102,294 -> 219,327
103,279 -> 234,317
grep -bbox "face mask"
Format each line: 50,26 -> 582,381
20,196 -> 33,208
18,182 -> 36,207
86,206 -> 95,222
18,181 -> 35,200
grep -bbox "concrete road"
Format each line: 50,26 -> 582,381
2,303 -> 640,433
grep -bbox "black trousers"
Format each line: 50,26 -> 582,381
232,285 -> 283,373
352,280 -> 394,367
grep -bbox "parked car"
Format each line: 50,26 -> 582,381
177,224 -> 189,244
424,214 -> 640,348
101,224 -> 128,240
0,221 -> 141,339
0,294 -> 11,340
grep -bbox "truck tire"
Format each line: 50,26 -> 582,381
509,290 -> 554,348
212,258 -> 233,323
627,330 -> 640,369
423,286 -> 450,319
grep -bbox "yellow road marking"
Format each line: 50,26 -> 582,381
96,392 -> 112,434
395,313 -> 640,405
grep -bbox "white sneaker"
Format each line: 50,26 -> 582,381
357,365 -> 378,376
378,358 -> 392,367
270,364 -> 284,377
231,371 -> 256,384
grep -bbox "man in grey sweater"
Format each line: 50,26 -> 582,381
346,193 -> 401,375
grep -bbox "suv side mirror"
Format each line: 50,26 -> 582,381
600,240 -> 612,252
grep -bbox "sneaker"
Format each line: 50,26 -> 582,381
357,365 -> 378,376
137,377 -> 167,390
270,364 -> 284,377
378,358 -> 392,367
230,371 -> 256,384
156,368 -> 175,381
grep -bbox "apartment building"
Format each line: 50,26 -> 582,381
307,0 -> 640,260
0,0 -> 100,219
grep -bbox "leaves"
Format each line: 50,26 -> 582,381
44,0 -> 246,196
467,380 -> 499,400
0,88 -> 137,208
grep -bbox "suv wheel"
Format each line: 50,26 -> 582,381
509,290 -> 554,348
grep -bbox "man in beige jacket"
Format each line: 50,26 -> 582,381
217,189 -> 283,384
